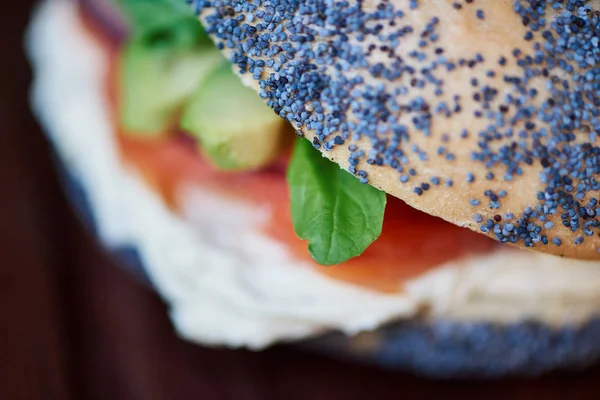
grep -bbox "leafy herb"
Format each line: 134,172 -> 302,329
117,0 -> 210,45
287,139 -> 387,265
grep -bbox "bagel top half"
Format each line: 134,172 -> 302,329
191,0 -> 600,260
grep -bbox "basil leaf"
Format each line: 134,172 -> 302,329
287,139 -> 387,265
117,0 -> 210,45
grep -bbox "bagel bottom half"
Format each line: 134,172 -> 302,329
26,0 -> 600,377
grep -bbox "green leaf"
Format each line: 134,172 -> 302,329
287,139 -> 387,265
117,0 -> 210,46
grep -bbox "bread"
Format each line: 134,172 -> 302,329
194,0 -> 600,259
28,0 -> 600,376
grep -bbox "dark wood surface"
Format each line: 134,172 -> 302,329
4,1 -> 600,399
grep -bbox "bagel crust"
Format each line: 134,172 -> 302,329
193,0 -> 600,260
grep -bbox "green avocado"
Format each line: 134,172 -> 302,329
120,17 -> 222,136
181,65 -> 287,170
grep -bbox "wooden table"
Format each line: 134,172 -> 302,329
3,1 -> 600,399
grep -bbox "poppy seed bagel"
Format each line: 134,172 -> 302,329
193,0 -> 600,259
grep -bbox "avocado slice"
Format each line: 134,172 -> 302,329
181,65 -> 288,170
120,17 -> 223,137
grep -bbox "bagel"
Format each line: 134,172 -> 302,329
193,0 -> 600,259
26,0 -> 600,376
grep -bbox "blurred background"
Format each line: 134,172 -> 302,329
3,1 -> 600,399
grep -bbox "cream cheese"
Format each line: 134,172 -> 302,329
27,0 -> 600,350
